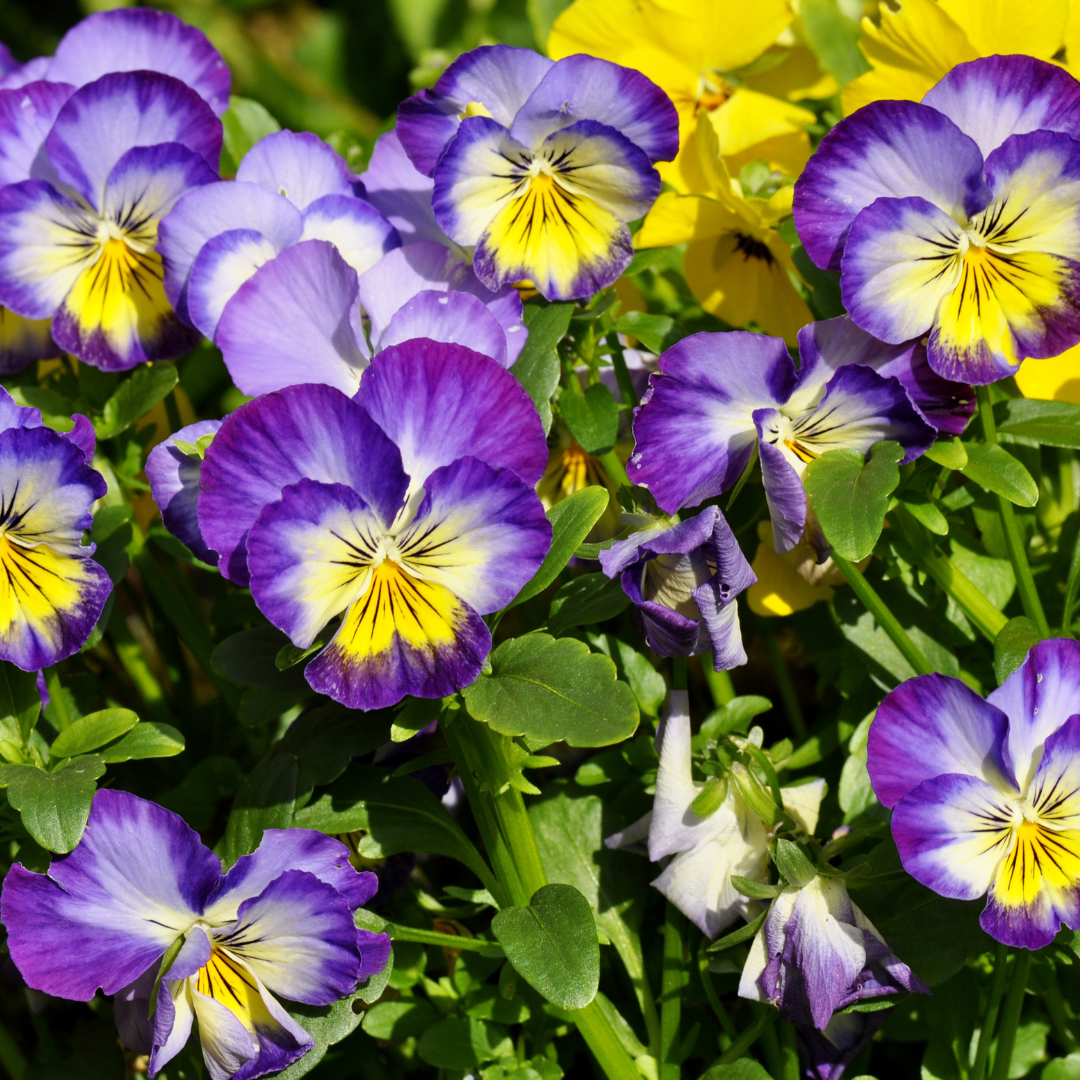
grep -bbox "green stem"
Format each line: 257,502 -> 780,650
779,1022 -> 800,1080
599,448 -> 630,490
703,661 -> 736,707
672,656 -> 687,692
758,621 -> 807,740
718,1005 -> 775,1063
106,609 -> 175,724
758,1022 -> 785,1080
830,552 -> 936,676
971,944 -> 1007,1080
978,387 -> 1049,637
1043,978 -> 1078,1055
1062,522 -> 1080,635
569,1001 -> 645,1080
387,923 -> 503,954
697,946 -> 737,1041
891,505 -> 1008,641
660,902 -> 685,1080
605,333 -> 639,408
0,1018 -> 26,1080
989,949 -> 1032,1080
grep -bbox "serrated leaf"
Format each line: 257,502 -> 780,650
560,384 -> 619,455
961,442 -> 1038,506
50,709 -> 139,760
515,303 -> 573,432
994,398 -> 1080,448
492,884 -> 599,1010
0,755 -> 105,852
804,441 -> 903,560
513,487 -> 610,608
547,573 -> 630,634
100,722 -> 185,764
462,634 -> 639,747
95,363 -> 179,439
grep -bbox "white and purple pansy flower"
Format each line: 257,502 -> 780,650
598,506 -> 755,670
1,789 -> 390,1080
397,45 -> 678,301
628,327 -> 938,554
0,385 -> 109,671
868,638 -> 1080,950
738,875 -> 928,1030
152,339 -> 552,710
794,55 -> 1080,384
0,70 -> 222,370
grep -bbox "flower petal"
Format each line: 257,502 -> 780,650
299,193 -> 400,276
378,289 -> 509,366
0,308 -> 57,374
189,983 -> 260,1080
792,100 -> 988,272
355,338 -> 548,487
359,130 -> 443,246
0,81 -> 74,187
869,672 -> 1015,808
0,789 -> 219,1000
236,130 -> 357,210
754,421 -> 808,554
199,384 -> 407,583
629,330 -> 797,514
47,9 -> 230,116
215,240 -> 368,397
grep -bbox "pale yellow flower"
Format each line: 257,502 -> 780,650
1016,348 -> 1080,404
747,521 -> 840,617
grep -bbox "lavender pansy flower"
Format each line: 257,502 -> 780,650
629,328 -> 937,553
794,55 -> 1080,384
172,340 -> 551,710
738,875 -> 927,1030
607,691 -> 825,938
1,789 -> 390,1079
598,506 -> 755,670
0,71 -> 222,370
398,45 -> 678,300
0,385 -> 110,670
868,637 -> 1080,950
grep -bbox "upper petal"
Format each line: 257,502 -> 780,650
378,289 -> 509,367
793,100 -> 988,272
358,130 -> 443,246
868,672 -> 1016,808
236,130 -> 359,210
0,81 -> 74,187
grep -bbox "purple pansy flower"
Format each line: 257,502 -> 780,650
738,874 -> 927,1030
397,45 -> 678,300
156,340 -> 551,710
598,506 -> 755,670
629,327 -> 937,553
794,55 -> 1080,384
868,638 -> 1080,950
0,385 -> 110,670
1,789 -> 390,1079
0,70 -> 222,370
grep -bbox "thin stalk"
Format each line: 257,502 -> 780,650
758,1022 -> 785,1080
697,946 -> 738,1041
779,1022 -> 800,1080
978,387 -> 1049,636
599,449 -> 630,490
387,923 -> 503,954
0,1018 -> 26,1080
660,902 -> 685,1080
1062,522 -> 1080,635
830,552 -> 936,676
703,661 -> 736,707
569,1001 -> 647,1080
718,1005 -> 775,1063
971,943 -> 1008,1080
989,949 -> 1032,1080
758,621 -> 806,740
1043,979 -> 1078,1054
605,333 -> 639,408
620,934 -> 662,1059
891,505 -> 1008,641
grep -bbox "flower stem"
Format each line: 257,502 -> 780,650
977,387 -> 1050,637
717,1004 -> 775,1063
1061,522 -> 1080,635
989,948 -> 1032,1080
703,661 -> 736,706
697,944 -> 738,1041
660,902 -> 685,1080
757,619 -> 806,740
829,552 -> 936,676
971,943 -> 1009,1080
0,1018 -> 26,1080
672,656 -> 687,691
605,332 -> 640,408
386,923 -> 503,954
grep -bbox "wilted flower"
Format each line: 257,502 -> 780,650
1,789 -> 390,1079
795,55 -> 1080,383
869,638 -> 1080,949
398,45 -> 678,300
738,875 -> 927,1028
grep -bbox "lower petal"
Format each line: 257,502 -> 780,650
190,983 -> 259,1080
0,307 -> 56,373
379,289 -> 508,367
753,420 -> 807,554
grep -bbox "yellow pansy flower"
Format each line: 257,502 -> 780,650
1016,347 -> 1080,405
842,0 -> 1071,115
548,0 -> 831,190
635,121 -> 811,344
748,522 -> 841,617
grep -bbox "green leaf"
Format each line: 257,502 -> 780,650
462,633 -> 639,747
614,311 -> 680,354
293,764 -> 494,889
363,999 -> 441,1039
805,441 -> 903,560
560,384 -> 619,455
50,709 -> 139,760
100,721 -> 185,764
1044,1055 -> 1080,1080
547,573 -> 630,634
994,398 -> 1080,448
698,696 -> 772,740
513,487 -> 611,607
730,875 -> 781,900
220,96 -> 281,175
222,753 -> 298,866
960,442 -> 1038,506
589,634 -> 667,716
775,838 -> 817,887
701,1059 -> 773,1080
799,0 -> 870,85
212,627 -> 311,691
492,884 -> 600,1010
994,617 -> 1042,687
0,662 -> 41,756
924,437 -> 968,470
95,363 -> 179,439
515,303 -> 573,432
706,907 -> 767,953
417,1017 -> 512,1070
273,985 -> 378,1080
0,754 -> 105,852
274,702 -> 392,789
899,488 -> 948,535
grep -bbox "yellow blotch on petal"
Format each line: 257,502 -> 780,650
0,535 -> 84,639
537,432 -> 622,541
194,948 -> 269,1035
1017,343 -> 1080,404
747,521 -> 839,617
990,820 -> 1080,910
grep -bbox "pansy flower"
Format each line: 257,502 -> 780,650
869,638 -> 1080,950
607,691 -> 825,937
0,386 -> 109,671
629,323 -> 940,552
794,55 -> 1080,384
398,45 -> 679,300
0,71 -> 222,370
599,506 -> 755,670
1,789 -> 390,1079
161,340 -> 551,710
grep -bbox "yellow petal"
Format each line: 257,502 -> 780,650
748,521 -> 835,617
939,0 -> 1068,59
547,0 -> 649,60
1016,344 -> 1080,404
705,89 -> 814,162
741,45 -> 838,102
722,132 -> 813,182
636,192 -> 742,247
